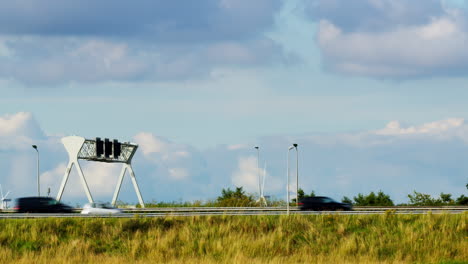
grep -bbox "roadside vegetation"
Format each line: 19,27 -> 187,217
0,213 -> 465,263
137,187 -> 285,208
133,185 -> 467,208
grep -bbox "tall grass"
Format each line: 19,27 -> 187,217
0,213 -> 465,263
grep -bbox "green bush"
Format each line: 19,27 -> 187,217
455,195 -> 468,205
406,191 -> 466,206
353,191 -> 394,206
215,187 -> 256,207
341,196 -> 353,204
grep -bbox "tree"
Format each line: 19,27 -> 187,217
439,193 -> 454,204
456,195 -> 468,205
353,191 -> 394,206
407,191 -> 437,206
297,189 -> 305,201
292,188 -> 315,203
215,187 -> 255,207
341,196 -> 353,204
407,191 -> 459,206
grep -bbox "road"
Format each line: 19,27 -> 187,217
0,206 -> 466,218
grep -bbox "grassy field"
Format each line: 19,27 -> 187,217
0,213 -> 466,263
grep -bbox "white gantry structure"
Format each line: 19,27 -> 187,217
57,136 -> 145,208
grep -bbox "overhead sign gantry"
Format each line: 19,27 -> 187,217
57,136 -> 145,208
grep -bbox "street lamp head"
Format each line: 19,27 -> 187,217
32,145 -> 37,150
254,146 -> 259,150
293,143 -> 298,148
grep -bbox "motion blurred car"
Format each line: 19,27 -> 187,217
81,203 -> 123,215
14,197 -> 74,213
298,196 -> 352,211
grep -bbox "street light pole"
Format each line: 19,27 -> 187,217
255,146 -> 260,198
287,145 -> 294,215
293,144 -> 298,206
32,145 -> 40,196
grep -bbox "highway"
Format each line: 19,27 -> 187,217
0,206 -> 466,218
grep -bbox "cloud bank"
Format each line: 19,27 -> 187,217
0,112 -> 466,205
306,0 -> 468,78
0,1 -> 290,85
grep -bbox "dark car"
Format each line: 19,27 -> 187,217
298,196 -> 352,211
14,197 -> 74,213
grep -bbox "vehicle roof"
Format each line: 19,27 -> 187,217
17,196 -> 55,200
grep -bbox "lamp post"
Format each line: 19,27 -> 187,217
293,144 -> 298,206
32,145 -> 40,196
287,145 -> 294,215
254,146 -> 260,198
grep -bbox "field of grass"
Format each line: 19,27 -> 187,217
0,213 -> 466,263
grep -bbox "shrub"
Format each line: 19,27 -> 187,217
353,191 -> 394,206
341,196 -> 353,204
407,191 -> 460,206
455,194 -> 468,205
215,187 -> 256,207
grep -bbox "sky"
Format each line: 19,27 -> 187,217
1,0 -> 468,205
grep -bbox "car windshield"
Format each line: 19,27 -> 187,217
47,199 -> 58,205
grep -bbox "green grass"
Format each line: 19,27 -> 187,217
0,213 -> 466,263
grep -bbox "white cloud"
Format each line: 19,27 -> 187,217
40,162 -> 67,195
311,0 -> 468,78
375,118 -> 464,135
82,162 -> 121,197
317,16 -> 468,78
134,132 -> 167,155
0,112 -> 42,137
0,36 -> 290,85
132,132 -> 206,183
0,112 -> 45,151
232,156 -> 259,193
227,144 -> 249,150
0,39 -> 151,85
0,1 -> 287,85
231,156 -> 282,195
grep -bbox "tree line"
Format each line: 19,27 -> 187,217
140,184 -> 467,207
213,186 -> 467,207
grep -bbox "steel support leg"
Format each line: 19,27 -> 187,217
111,165 -> 127,206
128,165 -> 145,208
111,163 -> 145,208
75,160 -> 94,203
56,161 -> 73,201
56,160 -> 94,203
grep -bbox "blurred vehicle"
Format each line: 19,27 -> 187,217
81,203 -> 123,215
14,197 -> 74,213
298,196 -> 352,211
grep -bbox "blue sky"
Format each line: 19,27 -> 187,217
1,0 -> 467,205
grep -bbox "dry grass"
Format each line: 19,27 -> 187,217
0,213 -> 466,263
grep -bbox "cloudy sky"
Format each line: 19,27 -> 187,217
1,0 -> 467,205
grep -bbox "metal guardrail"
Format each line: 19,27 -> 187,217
0,209 -> 466,219
118,206 -> 468,212
1,206 -> 467,214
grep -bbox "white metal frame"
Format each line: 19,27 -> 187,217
57,136 -> 145,208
